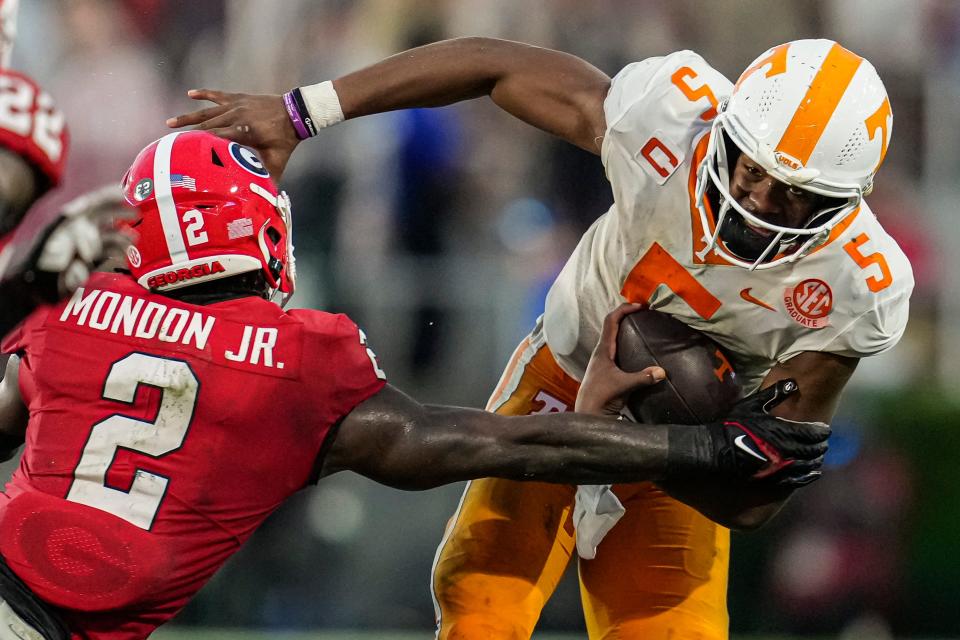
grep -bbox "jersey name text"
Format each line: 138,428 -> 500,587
59,286 -> 215,351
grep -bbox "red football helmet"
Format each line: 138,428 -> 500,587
121,131 -> 295,301
0,68 -> 68,191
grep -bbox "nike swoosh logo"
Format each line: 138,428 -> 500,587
740,288 -> 776,311
734,434 -> 768,461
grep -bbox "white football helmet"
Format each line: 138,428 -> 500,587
695,39 -> 892,269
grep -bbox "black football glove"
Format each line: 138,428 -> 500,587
667,379 -> 830,487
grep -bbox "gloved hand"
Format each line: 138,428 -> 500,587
0,185 -> 132,333
667,379 -> 830,487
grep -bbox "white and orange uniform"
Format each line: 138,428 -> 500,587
431,51 -> 912,640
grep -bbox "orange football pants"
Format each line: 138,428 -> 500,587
431,338 -> 730,640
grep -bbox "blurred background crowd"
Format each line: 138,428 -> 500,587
4,0 -> 960,637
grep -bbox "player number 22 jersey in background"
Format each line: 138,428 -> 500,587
543,51 -> 913,391
0,272 -> 386,640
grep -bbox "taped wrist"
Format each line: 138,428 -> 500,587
296,80 -> 345,133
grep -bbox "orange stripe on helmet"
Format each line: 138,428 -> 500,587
775,43 -> 862,166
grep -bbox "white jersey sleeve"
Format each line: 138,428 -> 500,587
601,51 -> 732,215
778,219 -> 914,362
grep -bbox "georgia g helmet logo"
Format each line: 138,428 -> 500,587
228,142 -> 270,178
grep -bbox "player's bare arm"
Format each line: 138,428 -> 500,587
167,37 -> 610,179
335,38 -> 609,152
660,351 -> 856,530
318,306 -> 829,492
762,351 -> 858,424
0,354 -> 27,461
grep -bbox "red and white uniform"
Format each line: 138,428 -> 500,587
543,51 -> 913,393
0,272 -> 385,639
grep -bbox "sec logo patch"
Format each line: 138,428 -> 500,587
126,245 -> 142,268
783,279 -> 832,329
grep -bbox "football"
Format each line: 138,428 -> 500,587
616,309 -> 741,424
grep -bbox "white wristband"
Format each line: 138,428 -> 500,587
299,80 -> 345,129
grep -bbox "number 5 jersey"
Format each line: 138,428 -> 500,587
543,51 -> 913,392
0,272 -> 386,639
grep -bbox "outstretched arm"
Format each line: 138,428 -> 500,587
167,37 -> 611,179
318,306 -> 830,494
335,38 -> 610,151
320,379 -> 827,492
320,383 -> 667,490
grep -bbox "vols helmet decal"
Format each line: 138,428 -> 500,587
695,39 -> 892,270
122,131 -> 296,302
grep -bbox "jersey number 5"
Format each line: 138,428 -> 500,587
66,353 -> 198,531
843,232 -> 893,292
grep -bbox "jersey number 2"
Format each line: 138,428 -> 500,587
66,354 -> 198,530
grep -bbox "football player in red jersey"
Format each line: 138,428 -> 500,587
0,131 -> 827,639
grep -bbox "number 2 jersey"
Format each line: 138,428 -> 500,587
0,272 -> 386,639
543,51 -> 913,391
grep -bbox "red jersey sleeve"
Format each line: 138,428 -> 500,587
1,305 -> 49,355
293,310 -> 386,425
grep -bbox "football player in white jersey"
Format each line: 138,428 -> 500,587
169,38 -> 912,640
